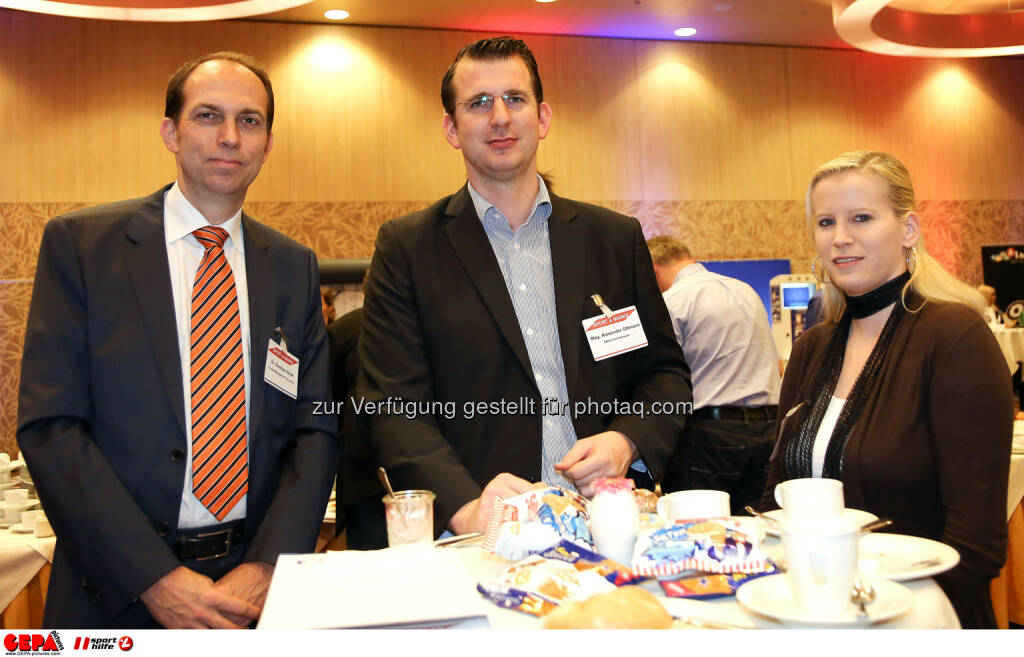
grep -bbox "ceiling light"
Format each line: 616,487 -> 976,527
674,27 -> 697,37
535,0 -> 558,3
324,9 -> 349,20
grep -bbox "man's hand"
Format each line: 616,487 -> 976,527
139,566 -> 261,629
213,562 -> 274,626
448,473 -> 545,535
555,431 -> 638,497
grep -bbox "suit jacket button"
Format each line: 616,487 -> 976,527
170,449 -> 184,462
158,522 -> 170,537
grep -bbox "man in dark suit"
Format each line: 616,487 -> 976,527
359,37 -> 692,537
17,52 -> 338,628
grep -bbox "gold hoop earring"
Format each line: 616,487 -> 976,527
811,256 -> 828,284
905,245 -> 918,275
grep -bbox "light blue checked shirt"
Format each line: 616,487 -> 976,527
467,177 -> 579,490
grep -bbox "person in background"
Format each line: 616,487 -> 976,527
647,236 -> 781,514
359,36 -> 692,537
978,284 -> 1002,326
761,150 -> 1012,628
17,52 -> 338,628
321,286 -> 337,325
803,286 -> 824,329
328,271 -> 387,549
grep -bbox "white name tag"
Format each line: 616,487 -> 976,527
581,305 -> 648,361
264,339 -> 299,399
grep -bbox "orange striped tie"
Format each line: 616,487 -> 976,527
190,226 -> 247,521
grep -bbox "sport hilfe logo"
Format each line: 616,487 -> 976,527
71,637 -> 132,652
3,632 -> 63,653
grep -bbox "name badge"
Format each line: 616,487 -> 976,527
581,305 -> 648,361
264,337 -> 299,399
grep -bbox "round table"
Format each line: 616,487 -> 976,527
456,528 -> 961,629
991,326 -> 1024,374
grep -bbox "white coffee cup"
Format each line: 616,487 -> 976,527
774,478 -> 844,519
782,516 -> 860,613
34,516 -> 53,538
4,488 -> 29,506
657,489 -> 730,525
19,509 -> 43,530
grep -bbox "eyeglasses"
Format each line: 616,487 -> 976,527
455,91 -> 535,114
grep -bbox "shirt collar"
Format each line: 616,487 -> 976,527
672,261 -> 706,286
467,174 -> 552,230
163,182 -> 245,253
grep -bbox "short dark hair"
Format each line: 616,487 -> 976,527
165,51 -> 274,131
441,37 -> 543,119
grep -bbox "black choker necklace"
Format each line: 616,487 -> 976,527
844,271 -> 911,319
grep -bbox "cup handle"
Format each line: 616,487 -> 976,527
657,497 -> 670,525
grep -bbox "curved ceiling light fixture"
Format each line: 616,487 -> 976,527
0,0 -> 313,22
832,0 -> 1024,57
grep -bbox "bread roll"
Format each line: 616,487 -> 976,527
542,586 -> 673,629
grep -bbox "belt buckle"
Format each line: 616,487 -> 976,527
194,528 -> 233,561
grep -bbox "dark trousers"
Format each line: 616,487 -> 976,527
661,415 -> 776,515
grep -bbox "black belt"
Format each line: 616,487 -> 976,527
694,405 -> 778,422
174,521 -> 244,561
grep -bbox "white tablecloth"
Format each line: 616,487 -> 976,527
991,326 -> 1024,373
1010,451 -> 1024,521
0,530 -> 56,613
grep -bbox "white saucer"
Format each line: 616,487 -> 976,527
736,574 -> 912,626
0,479 -> 22,492
858,533 -> 960,581
763,508 -> 878,527
9,523 -> 35,534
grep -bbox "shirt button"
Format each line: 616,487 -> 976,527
526,328 -> 534,336
170,449 -> 184,462
535,374 -> 543,382
514,243 -> 520,250
545,420 -> 554,428
519,284 -> 526,291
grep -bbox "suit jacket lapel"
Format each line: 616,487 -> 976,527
548,194 -> 587,401
443,186 -> 534,380
243,214 -> 272,436
123,185 -> 187,438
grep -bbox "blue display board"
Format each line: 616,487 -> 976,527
700,258 -> 792,318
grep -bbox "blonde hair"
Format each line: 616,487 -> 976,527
646,235 -> 692,266
805,151 -> 985,323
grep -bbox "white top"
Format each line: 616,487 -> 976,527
812,396 -> 846,478
164,183 -> 251,528
662,263 -> 781,409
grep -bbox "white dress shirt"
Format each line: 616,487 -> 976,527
662,263 -> 781,409
164,183 -> 250,528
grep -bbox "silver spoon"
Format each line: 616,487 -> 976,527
859,518 -> 893,534
744,505 -> 778,525
377,466 -> 395,497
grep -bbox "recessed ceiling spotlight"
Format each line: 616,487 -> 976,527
324,9 -> 350,20
674,27 -> 697,38
536,0 -> 558,3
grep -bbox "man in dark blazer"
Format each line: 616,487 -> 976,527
359,37 -> 692,537
17,52 -> 337,628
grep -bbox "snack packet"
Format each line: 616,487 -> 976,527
483,486 -> 592,560
631,518 -> 769,578
659,563 -> 779,600
538,539 -> 643,587
476,553 -> 617,617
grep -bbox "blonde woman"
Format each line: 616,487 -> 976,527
762,151 -> 1013,628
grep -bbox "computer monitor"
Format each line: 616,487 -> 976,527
780,283 -> 815,310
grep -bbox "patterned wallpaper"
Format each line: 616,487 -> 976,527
2,199 -> 1022,455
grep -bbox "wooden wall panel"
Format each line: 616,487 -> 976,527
2,11 -> 1024,203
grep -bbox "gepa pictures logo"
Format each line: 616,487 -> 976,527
3,632 -> 64,654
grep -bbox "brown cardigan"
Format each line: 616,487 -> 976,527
762,300 -> 1014,628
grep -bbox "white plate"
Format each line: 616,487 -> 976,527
736,574 -> 912,626
857,533 -> 959,581
9,523 -> 34,534
764,508 -> 878,527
